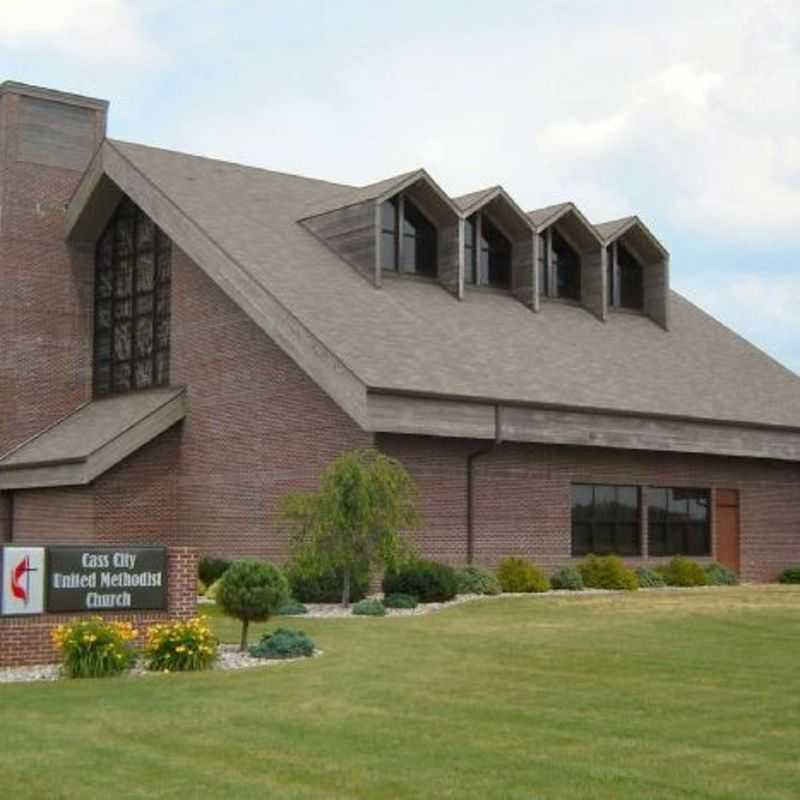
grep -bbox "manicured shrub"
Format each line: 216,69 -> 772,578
579,555 -> 639,591
352,599 -> 386,616
383,592 -> 418,609
144,617 -> 218,672
635,566 -> 666,588
778,565 -> 800,584
550,565 -> 584,591
51,617 -> 137,679
217,560 -> 290,650
455,565 -> 502,595
197,578 -> 207,596
205,578 -> 222,600
658,556 -> 707,587
383,559 -> 458,603
496,557 -> 550,593
286,557 -> 369,604
250,628 -> 315,660
198,557 -> 231,586
277,598 -> 309,616
704,562 -> 739,586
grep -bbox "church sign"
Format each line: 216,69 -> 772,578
1,545 -> 167,615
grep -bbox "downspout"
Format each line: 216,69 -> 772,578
466,406 -> 503,565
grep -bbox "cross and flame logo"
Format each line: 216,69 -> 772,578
10,555 -> 38,606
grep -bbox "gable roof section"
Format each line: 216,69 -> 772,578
0,387 -> 187,489
64,141 -> 800,461
594,214 -> 669,259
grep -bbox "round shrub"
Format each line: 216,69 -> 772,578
579,555 -> 639,591
658,556 -> 707,587
51,617 -> 137,679
383,592 -> 418,609
277,598 -> 309,616
205,578 -> 222,600
286,559 -> 369,604
456,565 -> 502,595
382,559 -> 458,603
550,565 -> 584,591
352,598 -> 386,616
496,557 -> 550,593
778,565 -> 800,584
250,628 -> 315,659
197,578 -> 207,597
144,617 -> 218,672
704,562 -> 738,586
217,560 -> 290,650
635,566 -> 666,588
198,557 -> 231,586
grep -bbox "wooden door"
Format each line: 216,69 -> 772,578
715,489 -> 740,573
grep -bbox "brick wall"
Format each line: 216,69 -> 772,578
378,435 -> 800,582
0,547 -> 197,668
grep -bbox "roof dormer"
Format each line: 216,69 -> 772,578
454,187 -> 535,305
594,216 -> 670,329
528,202 -> 605,318
299,169 -> 461,295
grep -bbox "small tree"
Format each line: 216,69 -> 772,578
217,560 -> 289,651
281,449 -> 418,607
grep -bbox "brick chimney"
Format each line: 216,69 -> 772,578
0,82 -> 109,455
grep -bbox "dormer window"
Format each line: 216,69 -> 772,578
464,211 -> 511,289
608,241 -> 644,310
380,194 -> 437,277
538,227 -> 581,301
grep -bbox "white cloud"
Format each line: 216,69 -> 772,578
168,0 -> 800,240
0,1 -> 162,66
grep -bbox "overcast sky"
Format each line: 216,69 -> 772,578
2,1 -> 798,374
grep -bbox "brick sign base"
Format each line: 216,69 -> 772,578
0,547 -> 197,669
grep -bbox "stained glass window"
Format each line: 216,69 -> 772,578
93,197 -> 171,397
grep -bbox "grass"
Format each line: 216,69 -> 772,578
2,585 -> 799,799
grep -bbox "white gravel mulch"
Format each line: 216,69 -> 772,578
0,644 -> 322,685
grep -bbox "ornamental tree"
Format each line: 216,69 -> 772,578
281,449 -> 418,607
217,560 -> 289,651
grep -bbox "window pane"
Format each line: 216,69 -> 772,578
95,332 -> 111,361
483,215 -> 511,289
95,301 -> 112,331
571,522 -> 592,556
381,231 -> 397,270
136,317 -> 154,358
687,524 -> 710,556
594,523 -> 615,554
115,259 -> 133,298
136,251 -> 155,292
615,523 -> 640,555
134,359 -> 153,389
402,197 -> 437,276
688,492 -> 709,522
594,485 -> 616,521
551,228 -> 580,300
649,523 -> 667,556
381,199 -> 397,232
668,489 -> 690,520
665,523 -> 686,555
616,487 -> 639,522
97,269 -> 113,299
648,488 -> 668,522
114,322 -> 132,361
618,243 -> 644,310
607,246 -> 615,305
537,234 -> 548,295
112,362 -> 131,392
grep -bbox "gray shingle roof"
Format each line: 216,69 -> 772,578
99,141 -> 800,430
527,202 -> 572,228
0,387 -> 186,477
594,217 -> 635,242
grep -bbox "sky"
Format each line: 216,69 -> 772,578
1,0 -> 798,374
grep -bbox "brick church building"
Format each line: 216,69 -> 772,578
1,81 -> 799,581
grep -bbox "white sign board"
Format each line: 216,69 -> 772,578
1,547 -> 46,615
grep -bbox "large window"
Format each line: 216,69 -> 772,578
608,241 -> 644,310
94,197 -> 171,397
571,484 -> 640,556
537,233 -> 549,295
464,211 -> 511,289
648,488 -> 710,556
380,194 -> 437,276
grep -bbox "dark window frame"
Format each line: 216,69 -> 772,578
647,487 -> 711,557
539,225 -> 581,301
93,197 -> 172,397
380,193 -> 438,277
464,210 -> 512,290
608,240 -> 644,311
571,483 -> 642,557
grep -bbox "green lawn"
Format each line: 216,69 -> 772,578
2,586 -> 799,799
